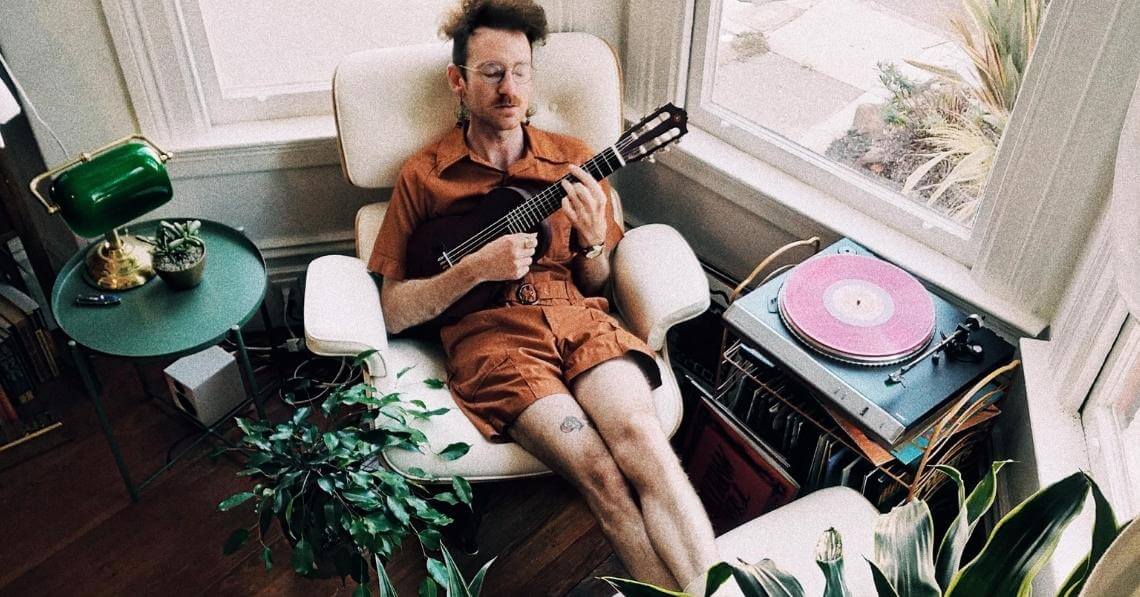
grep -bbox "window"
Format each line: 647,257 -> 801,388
686,0 -> 1044,262
103,0 -> 453,143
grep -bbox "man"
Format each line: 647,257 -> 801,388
367,0 -> 719,590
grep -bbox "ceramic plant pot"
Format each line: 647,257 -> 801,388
154,242 -> 206,290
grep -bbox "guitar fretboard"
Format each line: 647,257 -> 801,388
501,146 -> 625,233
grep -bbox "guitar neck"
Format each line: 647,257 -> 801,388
504,146 -> 626,231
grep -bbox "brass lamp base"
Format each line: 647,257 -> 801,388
84,230 -> 155,290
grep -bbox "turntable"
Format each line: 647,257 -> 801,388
723,238 -> 1015,446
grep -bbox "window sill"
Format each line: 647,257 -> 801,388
163,115 -> 340,180
659,126 -> 1048,338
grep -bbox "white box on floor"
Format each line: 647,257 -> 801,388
163,346 -> 245,426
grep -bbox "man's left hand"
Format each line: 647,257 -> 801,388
560,164 -> 608,249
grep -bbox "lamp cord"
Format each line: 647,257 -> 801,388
0,49 -> 70,158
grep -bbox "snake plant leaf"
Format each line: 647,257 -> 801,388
440,543 -> 470,597
466,556 -> 496,596
601,577 -> 687,597
935,460 -> 1012,590
872,500 -> 940,597
945,471 -> 1090,597
865,557 -> 901,597
704,562 -> 735,596
1055,480 -> 1122,597
730,558 -> 806,596
375,555 -> 397,597
353,582 -> 371,597
815,528 -> 853,597
419,578 -> 440,597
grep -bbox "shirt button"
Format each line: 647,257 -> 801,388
516,283 -> 537,305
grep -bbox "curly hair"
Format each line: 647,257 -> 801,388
440,0 -> 548,69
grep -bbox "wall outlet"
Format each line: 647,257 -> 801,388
265,273 -> 305,332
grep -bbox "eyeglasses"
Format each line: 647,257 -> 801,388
458,62 -> 533,85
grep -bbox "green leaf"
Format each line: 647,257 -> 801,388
424,378 -> 446,389
419,578 -> 439,597
426,557 -> 449,588
376,555 -> 398,597
729,558 -> 805,596
467,556 -> 496,597
222,528 -> 249,555
292,537 -> 316,575
317,477 -> 335,494
324,432 -> 340,451
438,443 -> 471,461
218,491 -> 256,511
353,349 -> 379,367
935,460 -> 1011,590
452,476 -> 474,507
292,406 -> 312,425
261,546 -> 273,571
397,365 -> 416,379
418,528 -> 442,550
1056,480 -> 1122,597
704,562 -> 735,596
208,445 -> 227,463
872,500 -> 940,597
945,471 -> 1091,596
258,495 -> 274,535
600,577 -> 686,596
434,492 -> 460,506
865,558 -> 900,597
353,582 -> 371,597
440,543 -> 469,597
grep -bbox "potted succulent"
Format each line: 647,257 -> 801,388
216,352 -> 490,596
150,219 -> 206,289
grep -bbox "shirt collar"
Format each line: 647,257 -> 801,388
433,124 -> 574,176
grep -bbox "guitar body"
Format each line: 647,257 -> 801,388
405,186 -> 552,323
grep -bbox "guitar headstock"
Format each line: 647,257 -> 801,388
617,103 -> 688,164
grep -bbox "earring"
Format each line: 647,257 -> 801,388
456,102 -> 469,127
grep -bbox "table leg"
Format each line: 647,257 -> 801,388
230,325 -> 265,419
68,340 -> 139,503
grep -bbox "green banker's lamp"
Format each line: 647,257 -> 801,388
29,134 -> 173,290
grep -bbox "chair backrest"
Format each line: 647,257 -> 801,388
333,32 -> 625,261
333,31 -> 623,190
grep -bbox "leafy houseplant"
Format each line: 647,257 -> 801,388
606,463 -> 1131,597
217,355 -> 488,596
149,219 -> 206,289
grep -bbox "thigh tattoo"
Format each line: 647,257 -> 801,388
560,416 -> 586,433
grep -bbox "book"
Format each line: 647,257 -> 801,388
0,234 -> 55,330
0,290 -> 50,383
0,283 -> 58,377
0,327 -> 35,412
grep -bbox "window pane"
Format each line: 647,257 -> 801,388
197,0 -> 452,98
708,0 -> 1043,228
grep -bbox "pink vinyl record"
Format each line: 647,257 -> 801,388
779,254 -> 934,361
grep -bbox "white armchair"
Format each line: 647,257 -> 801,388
304,32 -> 709,483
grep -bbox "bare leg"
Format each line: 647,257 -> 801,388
508,393 -> 679,588
573,356 -> 719,588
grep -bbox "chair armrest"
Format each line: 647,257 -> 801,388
304,255 -> 390,380
612,224 -> 710,351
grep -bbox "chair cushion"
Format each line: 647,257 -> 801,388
333,32 -> 623,189
380,335 -> 684,482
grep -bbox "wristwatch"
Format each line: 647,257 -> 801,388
580,241 -> 606,259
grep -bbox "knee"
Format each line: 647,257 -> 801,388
609,414 -> 675,485
574,454 -> 637,517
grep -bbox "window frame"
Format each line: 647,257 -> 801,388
684,0 -> 1016,266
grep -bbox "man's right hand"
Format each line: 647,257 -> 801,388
465,232 -> 538,282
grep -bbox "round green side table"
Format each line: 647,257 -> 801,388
52,218 -> 269,501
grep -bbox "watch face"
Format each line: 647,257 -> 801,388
584,244 -> 604,258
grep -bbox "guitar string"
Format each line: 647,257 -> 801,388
439,134 -> 643,265
443,146 -> 622,265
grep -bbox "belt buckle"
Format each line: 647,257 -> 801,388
515,283 -> 538,305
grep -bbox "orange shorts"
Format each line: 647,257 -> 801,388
440,279 -> 661,441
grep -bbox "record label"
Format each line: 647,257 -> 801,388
779,254 -> 935,364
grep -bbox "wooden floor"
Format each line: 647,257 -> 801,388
0,352 -> 628,597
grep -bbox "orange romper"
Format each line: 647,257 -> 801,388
368,124 -> 661,441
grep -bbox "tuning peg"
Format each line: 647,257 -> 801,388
647,155 -> 656,164
663,146 -> 671,153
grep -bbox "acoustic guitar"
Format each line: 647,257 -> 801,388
404,103 -> 688,324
